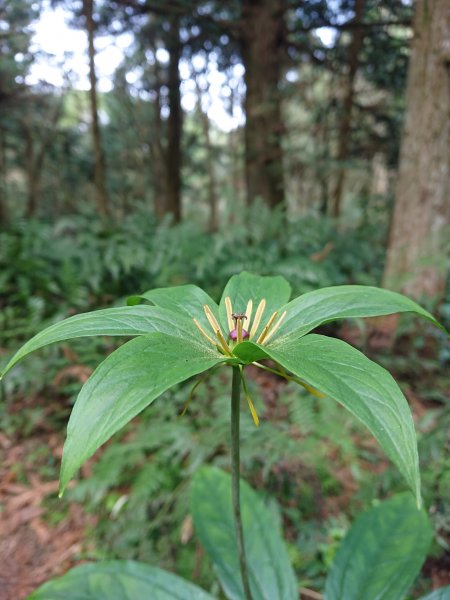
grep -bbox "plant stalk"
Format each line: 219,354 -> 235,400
231,366 -> 253,600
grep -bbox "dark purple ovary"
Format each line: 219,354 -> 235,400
229,328 -> 249,341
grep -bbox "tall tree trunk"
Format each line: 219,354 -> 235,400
329,0 -> 365,218
241,0 -> 285,209
85,0 -> 110,220
21,100 -> 62,219
24,133 -> 47,218
382,0 -> 450,301
165,16 -> 182,223
0,128 -> 8,225
23,126 -> 39,218
230,128 -> 243,204
193,72 -> 219,232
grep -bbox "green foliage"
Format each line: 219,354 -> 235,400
4,272 -> 446,502
29,470 -> 441,600
235,334 -> 422,506
191,466 -> 298,600
3,272 -> 448,598
276,285 -> 442,340
27,560 -> 215,600
189,469 -> 443,600
2,305 -> 200,376
63,373 -> 357,583
59,333 -> 225,493
324,494 -> 432,600
218,271 -> 292,339
0,207 -> 388,351
130,283 -> 220,335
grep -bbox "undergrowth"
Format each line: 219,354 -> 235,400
1,206 -> 448,594
0,203 -> 387,348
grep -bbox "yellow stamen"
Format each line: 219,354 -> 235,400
215,329 -> 232,355
256,310 -> 278,344
225,296 -> 234,331
241,370 -> 259,427
263,310 -> 287,344
246,395 -> 260,427
249,298 -> 266,339
245,299 -> 253,327
204,304 -> 222,336
193,318 -> 217,347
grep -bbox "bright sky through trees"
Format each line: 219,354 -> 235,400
27,2 -> 245,131
27,2 -> 334,131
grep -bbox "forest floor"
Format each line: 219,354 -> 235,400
1,358 -> 449,599
0,400 -> 96,600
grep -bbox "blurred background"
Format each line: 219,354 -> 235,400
0,0 -> 449,598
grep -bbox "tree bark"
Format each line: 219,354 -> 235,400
0,128 -> 8,225
329,0 -> 365,218
85,0 -> 110,221
193,71 -> 219,232
382,0 -> 450,301
240,0 -> 285,209
24,128 -> 38,218
24,129 -> 47,218
165,16 -> 182,223
21,107 -> 60,219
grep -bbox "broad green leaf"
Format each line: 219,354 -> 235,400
191,466 -> 297,600
129,283 -> 220,333
420,587 -> 450,600
60,333 -> 225,493
27,560 -> 215,599
219,272 -> 291,339
234,335 -> 421,505
1,305 -> 199,378
325,494 -> 432,600
269,285 -> 445,345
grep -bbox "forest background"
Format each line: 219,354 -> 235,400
0,0 -> 449,598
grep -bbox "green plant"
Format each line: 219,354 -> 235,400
2,271 -> 447,599
0,208 -> 391,351
27,560 -> 215,599
28,467 -> 450,600
191,468 -> 435,600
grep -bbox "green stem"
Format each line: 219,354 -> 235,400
231,366 -> 253,600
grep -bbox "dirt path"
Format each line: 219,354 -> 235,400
0,430 -> 95,600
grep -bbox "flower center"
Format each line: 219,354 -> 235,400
230,312 -> 249,342
192,296 -> 287,355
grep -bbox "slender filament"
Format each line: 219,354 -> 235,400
256,310 -> 279,344
263,310 -> 287,344
245,299 -> 253,328
225,296 -> 234,331
215,329 -> 232,355
204,305 -> 222,335
193,318 -> 217,346
249,298 -> 266,339
241,368 -> 259,427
